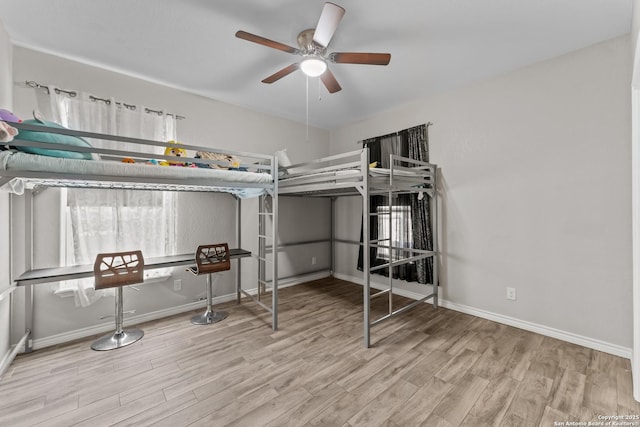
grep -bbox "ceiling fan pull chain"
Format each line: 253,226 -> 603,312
306,75 -> 309,142
318,78 -> 323,101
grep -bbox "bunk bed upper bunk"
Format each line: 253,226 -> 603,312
276,147 -> 438,348
2,119 -> 280,355
278,148 -> 435,197
0,121 -> 276,194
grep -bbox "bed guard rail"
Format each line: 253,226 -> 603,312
3,121 -> 275,174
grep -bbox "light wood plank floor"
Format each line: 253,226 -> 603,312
1,277 -> 639,426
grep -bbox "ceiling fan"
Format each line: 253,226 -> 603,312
235,2 -> 391,94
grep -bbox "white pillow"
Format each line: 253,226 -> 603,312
276,149 -> 292,167
275,149 -> 292,176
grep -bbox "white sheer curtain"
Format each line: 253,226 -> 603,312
35,88 -> 177,307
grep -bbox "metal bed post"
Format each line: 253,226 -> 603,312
236,197 -> 242,303
23,189 -> 34,353
258,196 -> 265,302
388,158 -> 394,317
7,191 -> 33,363
271,157 -> 279,331
432,169 -> 439,308
330,197 -> 335,277
361,149 -> 371,348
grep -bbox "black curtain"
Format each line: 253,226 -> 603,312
357,123 -> 433,284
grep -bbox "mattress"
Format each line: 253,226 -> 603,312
279,166 -> 431,183
0,150 -> 272,197
277,164 -> 434,197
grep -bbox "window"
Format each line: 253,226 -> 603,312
376,205 -> 413,262
57,187 -> 177,306
63,189 -> 176,265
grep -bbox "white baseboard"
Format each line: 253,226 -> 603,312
32,299 -> 211,350
0,331 -> 29,378
333,272 -> 632,359
30,270 -> 331,351
33,270 -> 629,360
440,299 -> 631,359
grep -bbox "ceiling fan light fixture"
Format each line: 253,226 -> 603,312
300,57 -> 327,77
236,2 -> 391,93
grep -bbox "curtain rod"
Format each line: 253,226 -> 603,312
25,80 -> 185,120
357,122 -> 433,145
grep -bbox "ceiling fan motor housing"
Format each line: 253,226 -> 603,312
297,29 -> 326,56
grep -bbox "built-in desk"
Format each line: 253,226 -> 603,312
16,249 -> 252,353
15,249 -> 252,286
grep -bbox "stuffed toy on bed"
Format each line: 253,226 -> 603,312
0,109 -> 20,145
0,121 -> 18,143
0,109 -> 21,123
195,151 -> 241,169
164,140 -> 187,166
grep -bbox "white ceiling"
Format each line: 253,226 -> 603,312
0,0 -> 632,129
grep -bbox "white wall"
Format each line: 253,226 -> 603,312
0,20 -> 13,367
630,0 -> 640,399
634,0 -> 640,53
10,46 -> 331,345
331,35 -> 633,351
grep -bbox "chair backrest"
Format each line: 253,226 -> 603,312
195,243 -> 231,274
94,250 -> 144,290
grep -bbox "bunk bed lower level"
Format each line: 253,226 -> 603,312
278,148 -> 438,347
0,120 -> 279,358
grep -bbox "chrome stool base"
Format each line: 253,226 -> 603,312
191,310 -> 228,325
91,328 -> 144,351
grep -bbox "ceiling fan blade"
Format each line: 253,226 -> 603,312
236,30 -> 300,54
262,63 -> 300,84
320,68 -> 342,93
312,2 -> 346,48
329,52 -> 391,65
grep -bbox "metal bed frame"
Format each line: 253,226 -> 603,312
0,121 -> 279,368
278,148 -> 438,347
1,120 -> 436,369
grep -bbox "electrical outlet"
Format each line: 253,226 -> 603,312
311,256 -> 317,265
174,279 -> 182,291
506,287 -> 516,301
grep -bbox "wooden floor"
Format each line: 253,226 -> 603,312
1,277 -> 639,427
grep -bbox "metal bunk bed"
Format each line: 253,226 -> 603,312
278,148 -> 438,347
0,121 -> 279,363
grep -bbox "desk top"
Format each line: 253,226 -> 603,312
15,249 -> 252,286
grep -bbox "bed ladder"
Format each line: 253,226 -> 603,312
363,154 -> 439,347
253,193 -> 279,330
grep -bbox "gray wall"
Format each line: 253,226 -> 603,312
634,0 -> 640,54
10,47 -> 331,345
0,20 -> 12,366
331,35 -> 633,352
